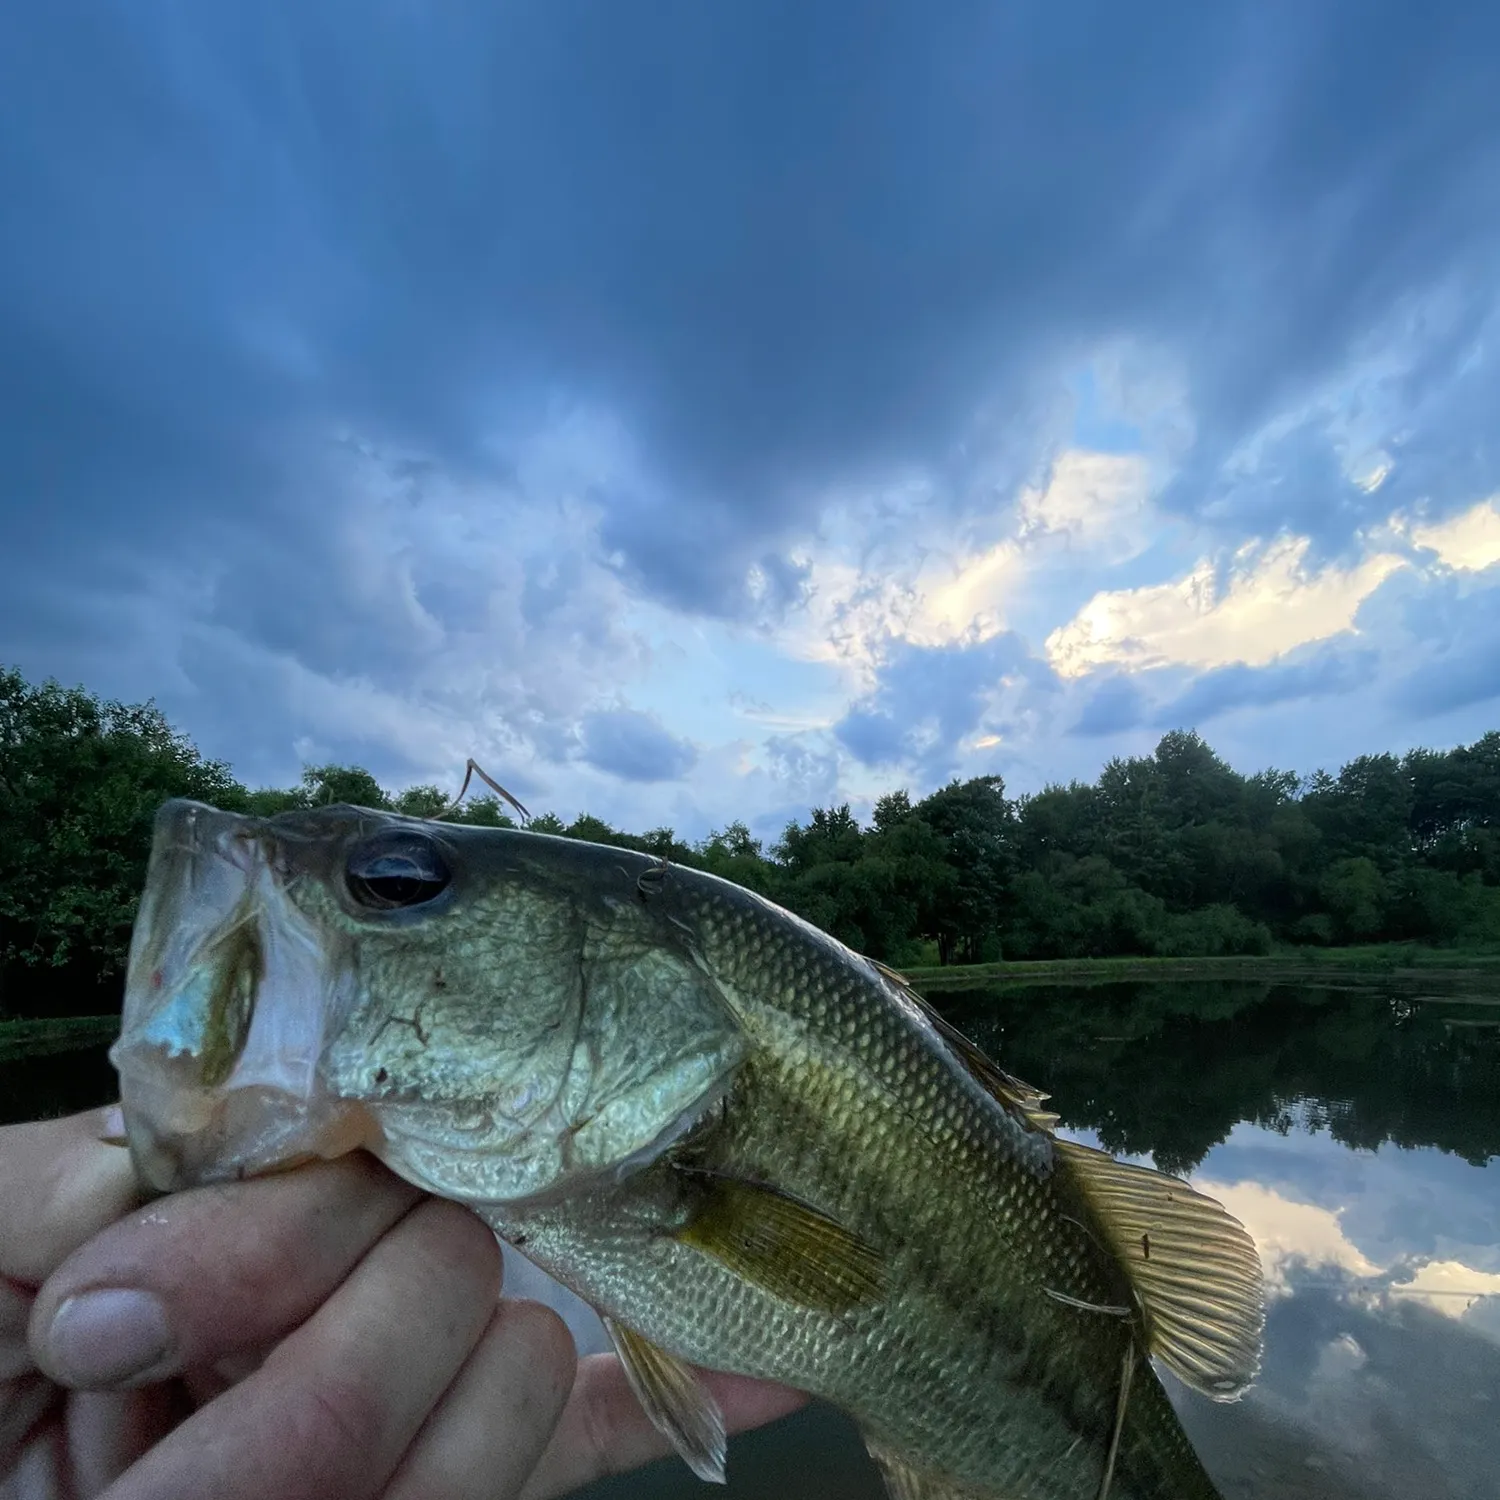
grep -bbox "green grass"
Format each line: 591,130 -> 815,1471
0,1015 -> 120,1063
903,945 -> 1500,991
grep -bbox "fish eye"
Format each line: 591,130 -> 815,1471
346,832 -> 452,910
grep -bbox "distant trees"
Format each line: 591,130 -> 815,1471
5,666 -> 1500,1018
0,668 -> 242,1008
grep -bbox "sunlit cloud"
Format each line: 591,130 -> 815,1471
1404,496 -> 1500,573
769,448 -> 1155,680
1387,1260 -> 1500,1321
1194,1178 -> 1382,1297
1045,537 -> 1407,678
1018,450 -> 1153,552
1194,1170 -> 1500,1343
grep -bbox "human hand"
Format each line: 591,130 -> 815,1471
2,1107 -> 807,1500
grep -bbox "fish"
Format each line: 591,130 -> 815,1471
112,798 -> 1265,1500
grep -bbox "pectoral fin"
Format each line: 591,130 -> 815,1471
675,1172 -> 886,1315
604,1317 -> 727,1484
1057,1139 -> 1265,1399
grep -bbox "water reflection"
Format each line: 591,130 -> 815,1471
5,978 -> 1498,1497
942,979 -> 1500,1175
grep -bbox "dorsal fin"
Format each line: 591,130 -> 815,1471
604,1317 -> 727,1483
869,960 -> 1059,1132
1056,1139 -> 1265,1400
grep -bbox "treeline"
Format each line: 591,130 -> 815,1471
4,665 -> 1500,1014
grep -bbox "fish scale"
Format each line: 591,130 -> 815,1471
112,803 -> 1261,1500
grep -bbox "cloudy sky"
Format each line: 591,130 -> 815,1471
4,2 -> 1500,838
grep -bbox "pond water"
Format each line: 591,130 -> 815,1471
5,976 -> 1498,1500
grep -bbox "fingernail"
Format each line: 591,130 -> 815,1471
46,1289 -> 174,1388
97,1104 -> 128,1145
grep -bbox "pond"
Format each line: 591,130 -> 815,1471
4,976 -> 1498,1500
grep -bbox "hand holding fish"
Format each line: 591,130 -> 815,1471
0,1108 -> 805,1500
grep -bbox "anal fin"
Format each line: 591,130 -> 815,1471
863,1434 -> 999,1500
604,1317 -> 727,1484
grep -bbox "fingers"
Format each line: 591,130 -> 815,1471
29,1152 -> 421,1390
384,1299 -> 576,1500
1,1105 -> 142,1483
0,1108 -> 141,1287
96,1198 -> 502,1500
519,1355 -> 809,1500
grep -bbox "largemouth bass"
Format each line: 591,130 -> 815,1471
112,799 -> 1264,1500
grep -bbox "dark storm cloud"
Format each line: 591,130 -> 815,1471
578,709 -> 698,783
1073,675 -> 1144,737
834,633 -> 1042,773
1156,647 -> 1374,728
1387,571 -> 1500,718
5,0 -> 1500,629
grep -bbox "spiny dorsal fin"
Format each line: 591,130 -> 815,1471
675,1171 -> 886,1315
1056,1139 -> 1265,1400
604,1317 -> 727,1484
869,960 -> 1060,1132
863,1434 -> 996,1500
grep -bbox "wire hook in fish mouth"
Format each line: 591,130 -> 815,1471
437,758 -> 532,825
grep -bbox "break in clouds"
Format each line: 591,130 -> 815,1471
3,1 -> 1499,836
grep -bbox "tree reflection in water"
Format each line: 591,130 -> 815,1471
941,980 -> 1500,1175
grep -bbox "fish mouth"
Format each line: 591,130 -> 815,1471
112,799 -> 375,1193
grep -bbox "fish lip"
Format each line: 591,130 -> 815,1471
118,800 -> 271,1048
114,797 -> 363,1191
121,1077 -> 383,1193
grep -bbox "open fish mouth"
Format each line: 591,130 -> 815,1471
111,799 -> 374,1192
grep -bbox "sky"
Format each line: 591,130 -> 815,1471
4,1 -> 1500,841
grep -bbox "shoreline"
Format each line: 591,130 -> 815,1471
900,947 -> 1500,990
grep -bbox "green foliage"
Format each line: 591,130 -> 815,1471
446,796 -> 515,828
300,764 -> 393,810
394,784 -> 451,818
0,668 -> 245,990
1156,904 -> 1273,958
7,661 -> 1500,1020
1319,857 -> 1389,941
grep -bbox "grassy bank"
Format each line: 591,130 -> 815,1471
0,1014 -> 120,1063
904,945 -> 1500,992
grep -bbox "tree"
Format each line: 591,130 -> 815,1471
698,822 -> 776,895
775,804 -> 865,872
912,776 -> 1017,964
394,784 -> 451,818
9,657 -> 1500,1016
1318,857 -> 1389,941
0,669 -> 245,1005
299,764 -> 392,810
